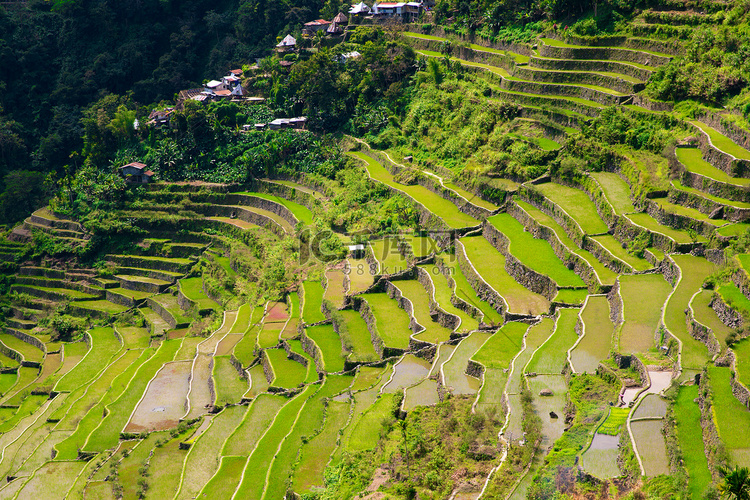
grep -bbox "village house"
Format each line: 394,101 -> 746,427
349,1 -> 371,18
254,117 -> 308,131
372,1 -> 423,21
276,34 -> 297,53
147,108 -> 174,129
303,19 -> 332,35
119,162 -> 154,184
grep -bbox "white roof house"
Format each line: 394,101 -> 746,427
277,34 -> 297,47
205,80 -> 223,88
349,2 -> 371,14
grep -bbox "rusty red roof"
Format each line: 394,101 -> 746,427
120,162 -> 148,170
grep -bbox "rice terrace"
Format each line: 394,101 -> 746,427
3,0 -> 750,498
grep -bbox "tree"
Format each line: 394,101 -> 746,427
719,466 -> 750,500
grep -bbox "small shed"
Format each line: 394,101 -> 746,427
277,34 -> 297,51
119,162 -> 153,184
333,12 -> 348,24
348,244 -> 365,259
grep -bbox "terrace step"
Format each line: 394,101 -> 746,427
22,219 -> 86,239
490,89 -> 603,118
192,204 -> 293,234
537,38 -> 673,67
14,276 -> 103,296
106,286 -> 155,307
6,318 -> 36,330
9,284 -> 102,302
8,306 -> 43,322
511,65 -> 645,94
669,180 -> 750,222
92,277 -> 119,289
630,22 -> 693,40
688,120 -> 750,178
641,9 -> 712,26
528,55 -> 654,82
105,254 -> 195,274
114,274 -> 172,294
623,212 -> 707,252
18,267 -> 66,279
674,146 -> 750,204
146,293 -> 191,329
114,266 -> 183,283
138,306 -> 171,336
28,208 -> 84,232
67,299 -> 130,319
646,197 -> 728,237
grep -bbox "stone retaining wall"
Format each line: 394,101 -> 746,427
630,95 -> 674,112
5,328 -> 46,355
106,289 -> 137,308
146,297 -> 178,328
710,293 -> 744,329
686,307 -> 722,357
687,122 -> 750,178
433,257 -> 484,325
699,370 -> 729,481
404,24 -> 534,56
117,266 -> 180,284
19,267 -> 66,279
607,279 -> 623,327
116,276 -> 167,295
668,183 -> 750,222
500,78 -> 628,106
10,284 -> 90,303
508,201 -> 605,293
414,267 -> 461,331
512,66 -> 641,94
487,81 -> 602,118
726,350 -> 750,409
194,204 -> 286,237
358,149 -> 458,234
351,296 -> 403,359
14,276 -> 103,297
482,221 -> 558,300
250,179 -> 318,212
611,214 -> 683,254
518,106 -> 584,130
405,37 -> 515,72
211,193 -> 299,227
675,159 -> 750,204
695,111 -> 750,152
453,240 -> 506,317
645,199 -> 720,239
261,351 -> 274,384
529,56 -> 652,83
29,214 -> 84,232
107,255 -> 191,274
538,42 -> 672,67
518,184 -> 586,245
300,328 -> 325,373
0,343 -> 21,366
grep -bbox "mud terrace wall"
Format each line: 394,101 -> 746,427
482,221 -> 558,300
454,240 -> 506,317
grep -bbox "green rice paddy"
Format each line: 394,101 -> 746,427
590,172 -> 636,214
238,191 -> 314,225
618,273 -> 672,354
526,308 -> 579,374
302,280 -> 326,324
305,324 -> 345,373
371,237 -> 409,275
625,213 -> 707,244
460,236 -> 550,316
664,255 -> 716,369
349,151 -> 480,229
708,365 -> 750,464
488,213 -> 586,287
675,384 -> 713,500
533,182 -> 609,234
418,264 -> 479,332
394,279 -> 453,344
361,293 -> 413,350
676,147 -> 750,186
266,348 -> 307,389
571,295 -> 613,373
590,234 -> 653,271
337,309 -> 378,362
689,121 -> 750,160
515,200 -> 618,286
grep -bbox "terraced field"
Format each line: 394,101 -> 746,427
4,25 -> 750,499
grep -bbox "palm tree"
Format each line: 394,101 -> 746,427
719,466 -> 750,500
